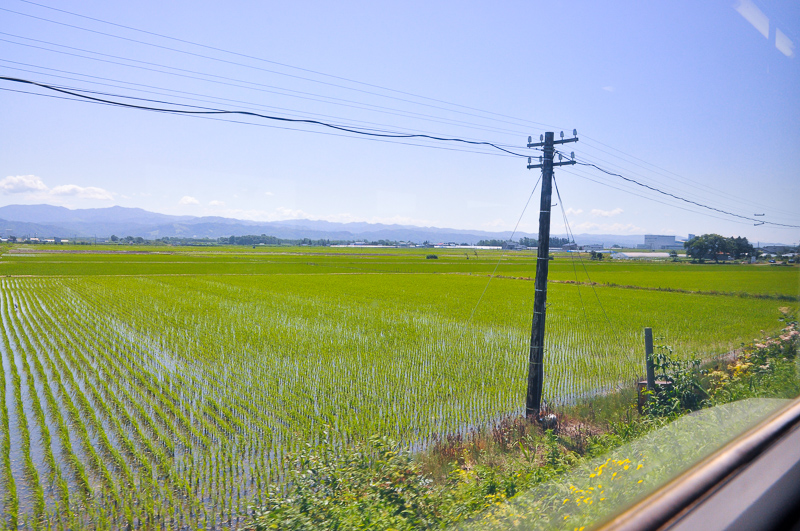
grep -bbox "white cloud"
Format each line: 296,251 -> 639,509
50,184 -> 114,200
572,222 -> 644,234
0,175 -> 48,194
207,206 -> 433,226
0,175 -> 113,201
565,207 -> 583,215
602,86 -> 615,92
264,191 -> 274,196
591,207 -> 623,217
209,200 -> 225,206
179,196 -> 200,205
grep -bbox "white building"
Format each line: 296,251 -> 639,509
638,235 -> 685,250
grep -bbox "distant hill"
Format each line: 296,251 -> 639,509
0,204 -> 759,247
0,204 -> 541,243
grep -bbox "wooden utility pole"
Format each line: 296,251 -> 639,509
644,327 -> 655,391
525,130 -> 578,418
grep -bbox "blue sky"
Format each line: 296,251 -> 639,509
1,0 -> 798,242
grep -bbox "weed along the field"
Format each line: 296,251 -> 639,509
0,247 -> 796,528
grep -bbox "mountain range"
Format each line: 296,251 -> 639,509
0,204 -> 694,247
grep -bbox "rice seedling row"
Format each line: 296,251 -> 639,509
0,290 -> 64,522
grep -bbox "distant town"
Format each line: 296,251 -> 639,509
4,232 -> 796,262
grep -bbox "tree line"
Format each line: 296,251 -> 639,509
683,234 -> 754,263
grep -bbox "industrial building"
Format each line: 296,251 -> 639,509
637,234 -> 685,250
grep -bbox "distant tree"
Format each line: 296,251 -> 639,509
685,235 -> 710,262
597,252 -> 604,261
477,239 -> 506,247
731,236 -> 754,259
134,236 -> 145,244
110,234 -> 119,242
669,250 -> 679,261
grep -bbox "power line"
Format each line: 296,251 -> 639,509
573,139 -> 799,221
0,76 -> 533,157
579,135 -> 788,215
8,1 -> 793,223
0,35 -> 532,140
4,71 -> 795,231
0,61 -> 532,148
467,174 -> 542,323
1,5 -> 559,133
0,60 -> 511,143
556,166 -> 756,227
0,86 -> 525,159
559,154 -> 800,229
552,174 -> 640,374
559,152 -> 796,228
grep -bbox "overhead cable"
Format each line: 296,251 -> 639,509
2,5 -> 559,132
0,76 -> 532,157
568,157 -> 800,228
0,59 -> 526,144
0,86 -> 524,159
575,138 -> 797,220
0,35 -> 530,139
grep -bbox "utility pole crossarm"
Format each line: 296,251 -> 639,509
527,131 -> 578,148
552,137 -> 579,145
527,160 -> 576,170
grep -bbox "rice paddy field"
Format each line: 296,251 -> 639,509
0,245 -> 797,529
